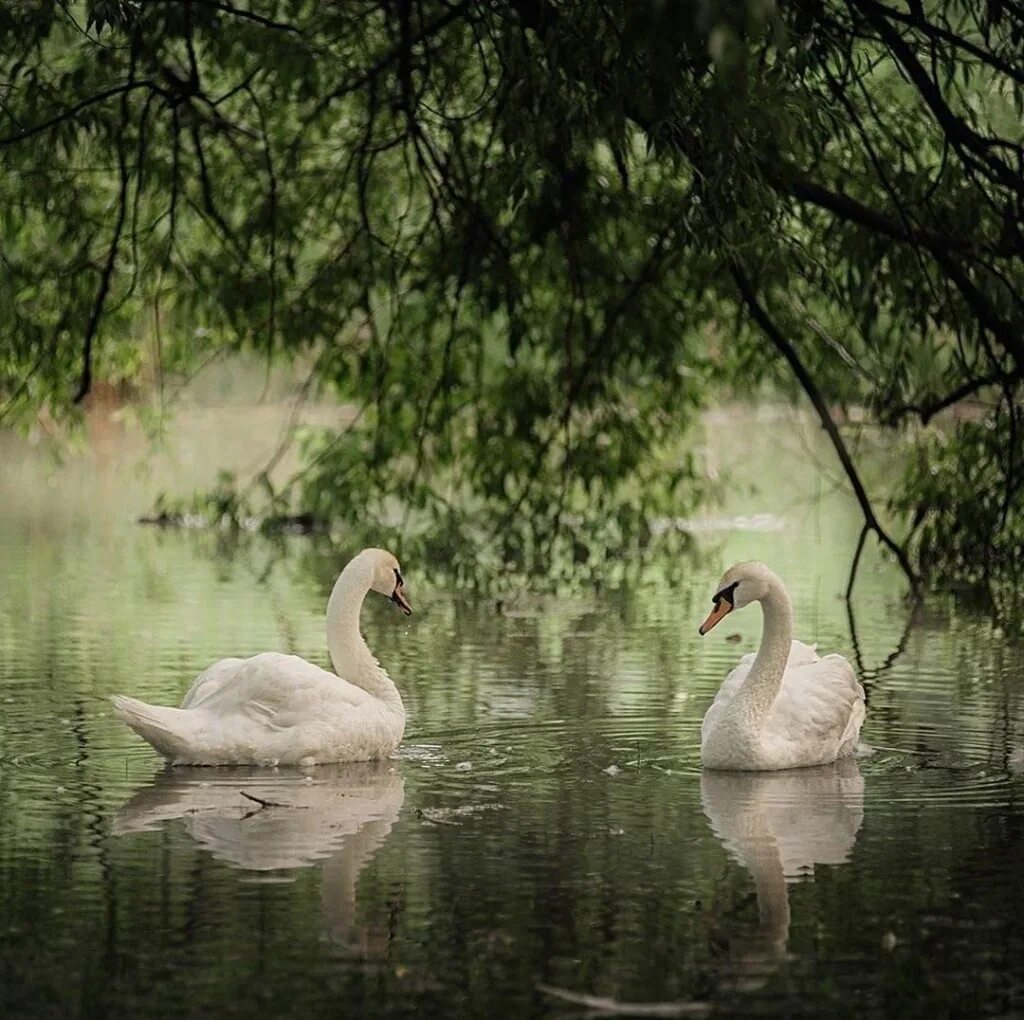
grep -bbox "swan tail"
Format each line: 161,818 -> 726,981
111,695 -> 196,760
837,692 -> 867,758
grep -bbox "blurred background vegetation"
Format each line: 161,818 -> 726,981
0,0 -> 1020,598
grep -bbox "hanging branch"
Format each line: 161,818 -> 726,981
845,585 -> 920,694
246,83 -> 279,353
0,81 -> 157,146
885,369 -> 1022,425
73,65 -> 137,404
729,261 -> 920,597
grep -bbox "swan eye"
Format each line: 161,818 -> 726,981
712,581 -> 739,606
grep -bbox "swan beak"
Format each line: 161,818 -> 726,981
390,585 -> 413,616
699,599 -> 731,636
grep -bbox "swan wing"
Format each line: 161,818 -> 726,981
180,657 -> 246,709
701,641 -> 822,745
763,653 -> 865,764
786,639 -> 820,668
116,653 -> 399,765
191,652 -> 374,725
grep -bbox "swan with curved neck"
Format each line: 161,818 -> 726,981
112,548 -> 412,766
698,562 -> 865,771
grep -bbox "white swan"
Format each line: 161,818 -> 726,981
699,561 -> 865,771
111,547 -> 412,766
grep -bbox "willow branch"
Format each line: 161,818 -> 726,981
0,81 -> 157,146
729,261 -> 919,593
859,3 -> 1024,198
73,77 -> 136,403
885,369 -> 1022,425
850,0 -> 1024,87
147,0 -> 303,33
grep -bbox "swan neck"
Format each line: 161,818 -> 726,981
325,565 -> 404,715
741,580 -> 793,719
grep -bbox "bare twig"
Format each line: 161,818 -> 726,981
886,370 -> 1021,425
239,791 -> 289,809
537,984 -> 711,1017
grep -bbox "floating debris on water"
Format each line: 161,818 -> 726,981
416,804 -> 505,826
537,983 -> 711,1016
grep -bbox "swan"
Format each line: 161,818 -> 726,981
698,561 -> 865,771
111,547 -> 412,766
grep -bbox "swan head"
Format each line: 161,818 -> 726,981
352,548 -> 413,615
699,561 -> 777,635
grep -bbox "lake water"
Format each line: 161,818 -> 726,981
1,406 -> 1022,1017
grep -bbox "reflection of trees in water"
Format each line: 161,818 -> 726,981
700,761 -> 864,994
845,595 -> 920,705
113,763 -> 404,957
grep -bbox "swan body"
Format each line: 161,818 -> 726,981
699,562 -> 865,772
112,548 -> 412,766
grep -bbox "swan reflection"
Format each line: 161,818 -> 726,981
700,760 -> 864,990
113,763 -> 404,954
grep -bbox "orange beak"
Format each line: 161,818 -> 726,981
699,599 -> 732,636
390,583 -> 413,616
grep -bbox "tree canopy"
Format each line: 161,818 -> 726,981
0,1 -> 1021,593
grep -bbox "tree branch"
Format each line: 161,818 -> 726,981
729,261 -> 919,593
857,2 -> 1024,199
771,163 -> 1015,258
930,247 -> 1024,367
885,369 -> 1022,425
246,83 -> 278,352
293,2 -> 468,149
148,0 -> 303,34
73,74 -> 136,403
0,81 -> 157,146
850,0 -> 1024,88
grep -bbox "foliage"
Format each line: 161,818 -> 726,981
0,0 -> 1021,590
895,402 -> 1024,587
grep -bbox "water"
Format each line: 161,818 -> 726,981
1,406 -> 1023,1017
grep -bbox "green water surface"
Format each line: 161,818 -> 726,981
1,408 -> 1022,1017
